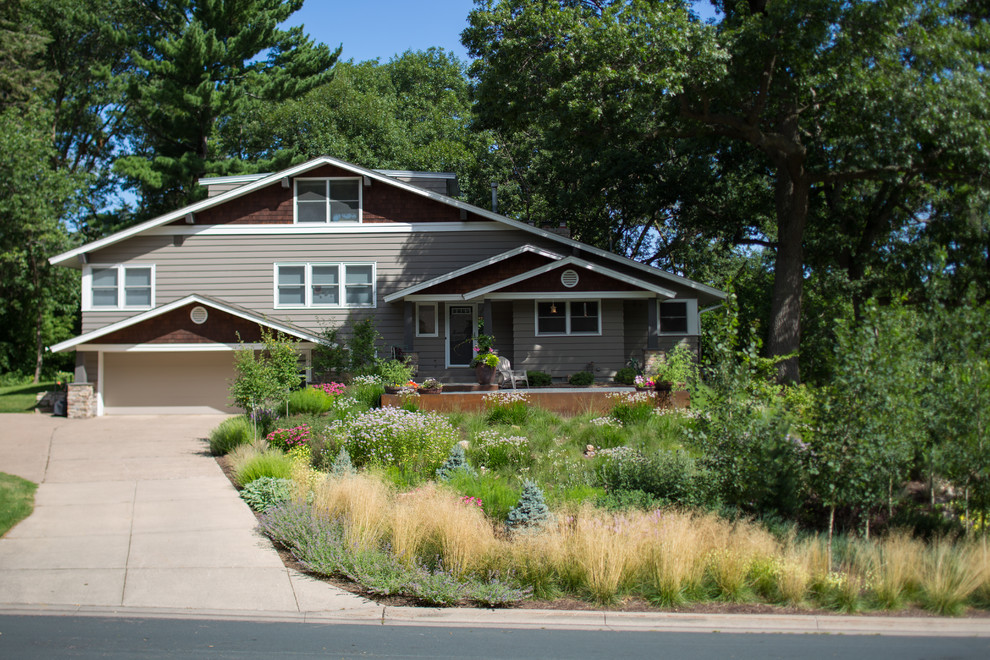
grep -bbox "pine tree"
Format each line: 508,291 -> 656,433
506,480 -> 552,532
329,446 -> 355,478
116,0 -> 340,217
436,443 -> 476,481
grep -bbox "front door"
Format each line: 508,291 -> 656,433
447,305 -> 475,367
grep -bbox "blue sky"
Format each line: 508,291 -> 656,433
284,1 -> 719,66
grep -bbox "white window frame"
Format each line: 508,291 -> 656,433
416,302 -> 438,337
534,299 -> 602,336
293,177 -> 363,224
82,264 -> 156,311
273,262 -> 376,309
658,298 -> 699,335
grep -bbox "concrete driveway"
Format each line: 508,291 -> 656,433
0,414 -> 374,616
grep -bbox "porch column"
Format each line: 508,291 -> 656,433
403,301 -> 415,351
482,299 -> 493,335
647,298 -> 659,350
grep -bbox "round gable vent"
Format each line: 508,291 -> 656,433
560,269 -> 580,288
190,306 -> 209,325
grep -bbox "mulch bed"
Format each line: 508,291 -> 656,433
216,455 -> 990,617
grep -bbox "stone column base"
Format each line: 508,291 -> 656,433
67,382 -> 96,418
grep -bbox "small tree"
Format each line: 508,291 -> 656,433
312,321 -> 350,382
348,316 -> 382,375
436,443 -> 476,481
506,480 -> 552,532
330,447 -> 356,478
229,329 -> 300,415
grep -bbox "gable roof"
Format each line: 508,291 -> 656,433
49,155 -> 725,300
49,294 -> 322,353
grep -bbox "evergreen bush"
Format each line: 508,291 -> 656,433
506,480 -> 553,532
526,370 -> 553,386
436,443 -> 477,481
568,371 -> 594,387
330,446 -> 356,478
613,367 -> 637,385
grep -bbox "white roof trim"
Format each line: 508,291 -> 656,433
382,245 -> 564,303
460,256 -> 678,300
49,294 -> 322,353
50,155 -> 726,299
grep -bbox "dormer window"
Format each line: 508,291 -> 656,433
295,178 -> 361,223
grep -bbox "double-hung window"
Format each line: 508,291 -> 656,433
85,265 -> 154,310
659,300 -> 698,335
535,300 -> 600,336
295,178 -> 361,223
275,263 -> 375,308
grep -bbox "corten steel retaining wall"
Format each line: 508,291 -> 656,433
381,389 -> 690,416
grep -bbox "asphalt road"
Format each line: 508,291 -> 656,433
1,615 -> 988,659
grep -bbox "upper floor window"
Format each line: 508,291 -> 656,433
295,178 -> 361,223
535,300 -> 600,336
659,299 -> 698,334
274,263 -> 376,308
83,264 -> 154,311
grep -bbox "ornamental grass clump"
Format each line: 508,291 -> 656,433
208,416 -> 253,455
337,407 -> 459,475
861,532 -> 923,610
232,447 -> 295,487
606,391 -> 655,426
641,510 -> 712,606
917,538 -> 985,616
312,472 -> 393,550
566,507 -> 639,604
287,387 -> 335,415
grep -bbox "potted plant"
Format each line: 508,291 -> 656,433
470,322 -> 499,385
653,344 -> 695,394
379,358 -> 415,394
420,378 -> 443,394
633,374 -> 655,392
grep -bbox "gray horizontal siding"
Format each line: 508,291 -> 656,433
511,299 -> 625,380
81,230 -> 563,341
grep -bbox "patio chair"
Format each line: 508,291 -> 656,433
496,356 -> 529,389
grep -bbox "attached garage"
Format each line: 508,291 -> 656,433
103,351 -> 238,414
51,295 -> 321,417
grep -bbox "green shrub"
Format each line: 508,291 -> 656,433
348,375 -> 384,409
378,358 -> 414,387
527,370 -> 553,387
348,317 -> 383,374
469,429 -> 530,470
446,470 -> 522,522
568,371 -> 594,387
594,447 -> 718,509
483,391 -> 529,425
607,391 -> 656,426
287,387 -> 334,415
338,407 -> 459,475
233,449 -> 294,487
240,476 -> 293,511
613,367 -> 637,385
229,328 -> 300,413
506,480 -> 553,532
208,416 -> 253,456
573,417 -> 626,449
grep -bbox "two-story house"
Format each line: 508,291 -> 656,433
49,156 -> 725,416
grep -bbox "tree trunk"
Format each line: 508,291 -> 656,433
767,166 -> 809,385
827,504 -> 836,569
30,251 -> 43,384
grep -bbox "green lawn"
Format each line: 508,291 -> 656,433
0,381 -> 55,413
0,472 -> 37,536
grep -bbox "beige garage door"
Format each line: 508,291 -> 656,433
103,351 -> 239,414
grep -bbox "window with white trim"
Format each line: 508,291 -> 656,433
294,178 -> 361,223
416,303 -> 438,337
84,265 -> 154,310
535,300 -> 600,336
274,263 -> 375,308
659,299 -> 698,334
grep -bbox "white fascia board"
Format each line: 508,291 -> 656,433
461,256 -> 678,300
481,291 -> 656,301
50,293 -> 322,352
149,221 -> 507,237
382,244 -> 564,303
80,342 -> 315,352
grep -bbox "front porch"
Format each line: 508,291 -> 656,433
381,386 -> 690,417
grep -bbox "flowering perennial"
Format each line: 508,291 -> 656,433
482,391 -> 529,407
460,496 -> 484,511
336,407 -> 459,472
472,430 -> 529,469
634,375 -> 655,388
267,424 -> 311,450
606,391 -> 654,405
313,382 -> 346,397
590,416 -> 622,428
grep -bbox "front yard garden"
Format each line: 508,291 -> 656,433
210,378 -> 990,615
